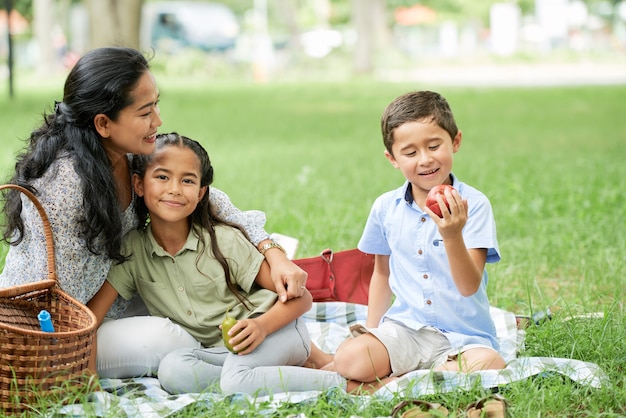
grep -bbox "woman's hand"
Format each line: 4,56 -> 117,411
261,242 -> 308,302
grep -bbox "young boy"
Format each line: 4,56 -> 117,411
327,90 -> 506,393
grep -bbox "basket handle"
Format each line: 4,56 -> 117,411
0,184 -> 57,284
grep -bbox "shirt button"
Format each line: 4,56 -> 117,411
186,310 -> 192,316
417,249 -> 423,255
178,286 -> 184,292
423,274 -> 428,279
426,300 -> 432,305
421,217 -> 426,222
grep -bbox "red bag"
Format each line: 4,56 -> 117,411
294,248 -> 374,305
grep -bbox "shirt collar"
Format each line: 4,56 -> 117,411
145,223 -> 200,257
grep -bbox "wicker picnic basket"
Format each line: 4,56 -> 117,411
0,184 -> 97,414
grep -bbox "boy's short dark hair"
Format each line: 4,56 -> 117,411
381,90 -> 459,155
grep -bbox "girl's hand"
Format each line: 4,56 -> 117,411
424,187 -> 468,239
226,317 -> 268,355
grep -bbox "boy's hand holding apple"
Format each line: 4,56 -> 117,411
425,184 -> 455,218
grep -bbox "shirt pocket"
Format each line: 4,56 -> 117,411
134,276 -> 171,309
191,278 -> 231,311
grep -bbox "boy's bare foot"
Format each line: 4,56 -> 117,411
346,376 -> 398,395
321,361 -> 336,371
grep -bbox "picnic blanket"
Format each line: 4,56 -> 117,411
58,302 -> 607,417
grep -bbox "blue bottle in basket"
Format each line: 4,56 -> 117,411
38,309 -> 55,332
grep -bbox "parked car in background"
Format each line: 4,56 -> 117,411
141,2 -> 240,53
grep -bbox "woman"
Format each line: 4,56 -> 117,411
0,47 -> 306,378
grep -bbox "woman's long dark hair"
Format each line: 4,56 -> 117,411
132,133 -> 252,307
2,47 -> 151,262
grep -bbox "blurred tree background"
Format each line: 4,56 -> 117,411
1,0 -> 625,85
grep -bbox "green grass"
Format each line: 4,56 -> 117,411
0,76 -> 625,416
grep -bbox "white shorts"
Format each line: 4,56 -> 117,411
350,319 -> 492,377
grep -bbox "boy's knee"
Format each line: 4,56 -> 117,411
333,343 -> 366,378
484,352 -> 506,370
458,349 -> 506,372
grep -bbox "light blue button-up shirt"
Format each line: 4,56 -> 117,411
358,174 -> 501,350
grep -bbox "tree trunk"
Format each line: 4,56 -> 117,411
33,0 -> 55,74
5,0 -> 14,97
352,0 -> 386,75
275,0 -> 300,49
84,0 -> 143,49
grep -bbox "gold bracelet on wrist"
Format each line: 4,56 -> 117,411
259,240 -> 287,257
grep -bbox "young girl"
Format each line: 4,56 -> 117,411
87,133 -> 345,395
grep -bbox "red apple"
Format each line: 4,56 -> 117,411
425,184 -> 454,217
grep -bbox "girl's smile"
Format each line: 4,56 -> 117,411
133,145 -> 206,230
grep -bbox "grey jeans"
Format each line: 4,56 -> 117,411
157,318 -> 346,395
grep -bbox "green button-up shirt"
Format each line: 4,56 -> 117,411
107,224 -> 275,346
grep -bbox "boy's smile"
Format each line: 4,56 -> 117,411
384,120 -> 461,205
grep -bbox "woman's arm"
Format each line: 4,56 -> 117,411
209,187 -> 307,302
224,260 -> 313,354
209,188 -> 269,244
86,281 -> 120,372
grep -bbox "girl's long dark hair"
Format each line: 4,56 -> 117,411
132,132 -> 252,307
2,47 -> 151,263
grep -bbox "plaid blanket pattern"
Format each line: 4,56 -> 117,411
58,302 -> 606,417
303,302 -> 525,362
